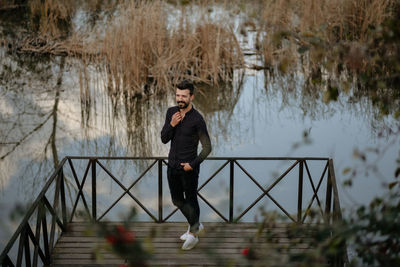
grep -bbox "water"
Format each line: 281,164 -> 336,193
0,2 -> 399,255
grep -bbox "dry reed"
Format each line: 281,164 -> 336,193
29,0 -> 76,38
261,0 -> 394,41
15,0 -> 244,95
260,0 -> 395,72
97,0 -> 243,96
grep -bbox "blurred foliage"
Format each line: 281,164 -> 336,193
8,202 -> 31,222
243,186 -> 400,266
91,208 -> 151,267
240,136 -> 400,266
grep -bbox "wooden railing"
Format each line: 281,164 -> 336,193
0,156 -> 344,266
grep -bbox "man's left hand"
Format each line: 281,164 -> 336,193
180,163 -> 193,171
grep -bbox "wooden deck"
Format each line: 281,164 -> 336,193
0,157 -> 344,266
51,222 -> 317,267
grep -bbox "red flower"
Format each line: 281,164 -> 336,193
117,225 -> 127,234
242,247 -> 250,257
116,224 -> 135,243
106,234 -> 117,244
122,230 -> 135,243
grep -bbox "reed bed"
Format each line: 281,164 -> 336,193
259,0 -> 395,74
261,0 -> 394,41
14,0 -> 243,96
98,0 -> 243,96
28,0 -> 76,38
16,0 -> 396,97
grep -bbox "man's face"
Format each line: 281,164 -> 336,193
176,88 -> 194,110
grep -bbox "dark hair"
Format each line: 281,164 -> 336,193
176,80 -> 195,95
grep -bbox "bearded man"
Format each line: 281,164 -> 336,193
161,80 -> 212,250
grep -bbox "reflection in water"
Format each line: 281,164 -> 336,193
0,44 -> 397,194
1,45 -> 399,252
263,62 -> 396,134
47,56 -> 65,167
74,60 -> 246,160
0,50 -> 62,179
0,43 -> 246,185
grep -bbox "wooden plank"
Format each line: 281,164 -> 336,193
51,260 -> 243,266
57,236 -> 269,243
67,225 -> 301,233
52,259 -> 125,264
68,221 -> 299,228
54,240 -> 311,251
52,252 -> 246,259
61,230 -> 306,238
53,246 -> 311,256
54,241 -> 311,251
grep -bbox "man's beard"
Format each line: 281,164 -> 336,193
177,101 -> 189,109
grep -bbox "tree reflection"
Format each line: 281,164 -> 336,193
263,62 -> 398,133
44,56 -> 65,167
88,70 -> 245,161
0,53 -> 70,230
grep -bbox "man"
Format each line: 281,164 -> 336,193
161,80 -> 212,250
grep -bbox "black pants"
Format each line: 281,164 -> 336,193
167,166 -> 200,233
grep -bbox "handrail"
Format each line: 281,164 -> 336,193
0,156 -> 344,266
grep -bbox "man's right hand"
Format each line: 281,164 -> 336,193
170,112 -> 183,127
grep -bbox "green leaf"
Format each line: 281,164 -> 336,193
395,168 -> 400,178
389,182 -> 398,189
319,23 -> 328,30
343,179 -> 352,187
343,168 -> 351,175
323,90 -> 330,103
298,45 -> 309,54
394,110 -> 400,119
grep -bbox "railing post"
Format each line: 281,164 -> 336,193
329,159 -> 342,222
92,159 -> 97,221
24,226 -> 31,267
297,160 -> 304,223
41,202 -> 50,263
60,168 -> 67,227
49,169 -> 62,254
16,226 -> 26,266
328,159 -> 347,266
3,255 -> 14,266
229,160 -> 234,222
33,201 -> 43,266
158,159 -> 163,223
325,160 -> 333,224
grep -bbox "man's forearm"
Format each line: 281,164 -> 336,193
190,133 -> 212,168
161,122 -> 174,143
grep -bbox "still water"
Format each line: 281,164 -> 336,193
1,46 -> 399,251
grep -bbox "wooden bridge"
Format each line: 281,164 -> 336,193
0,157 -> 346,266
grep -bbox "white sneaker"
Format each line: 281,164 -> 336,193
180,223 -> 204,241
181,234 -> 199,250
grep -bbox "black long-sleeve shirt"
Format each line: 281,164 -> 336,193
161,106 -> 212,170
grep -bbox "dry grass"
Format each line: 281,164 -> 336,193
0,0 -> 23,9
261,0 -> 394,41
99,1 -> 169,95
27,0 -> 119,38
97,0 -> 243,96
29,0 -> 76,38
258,0 -> 396,78
15,0 -> 244,95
